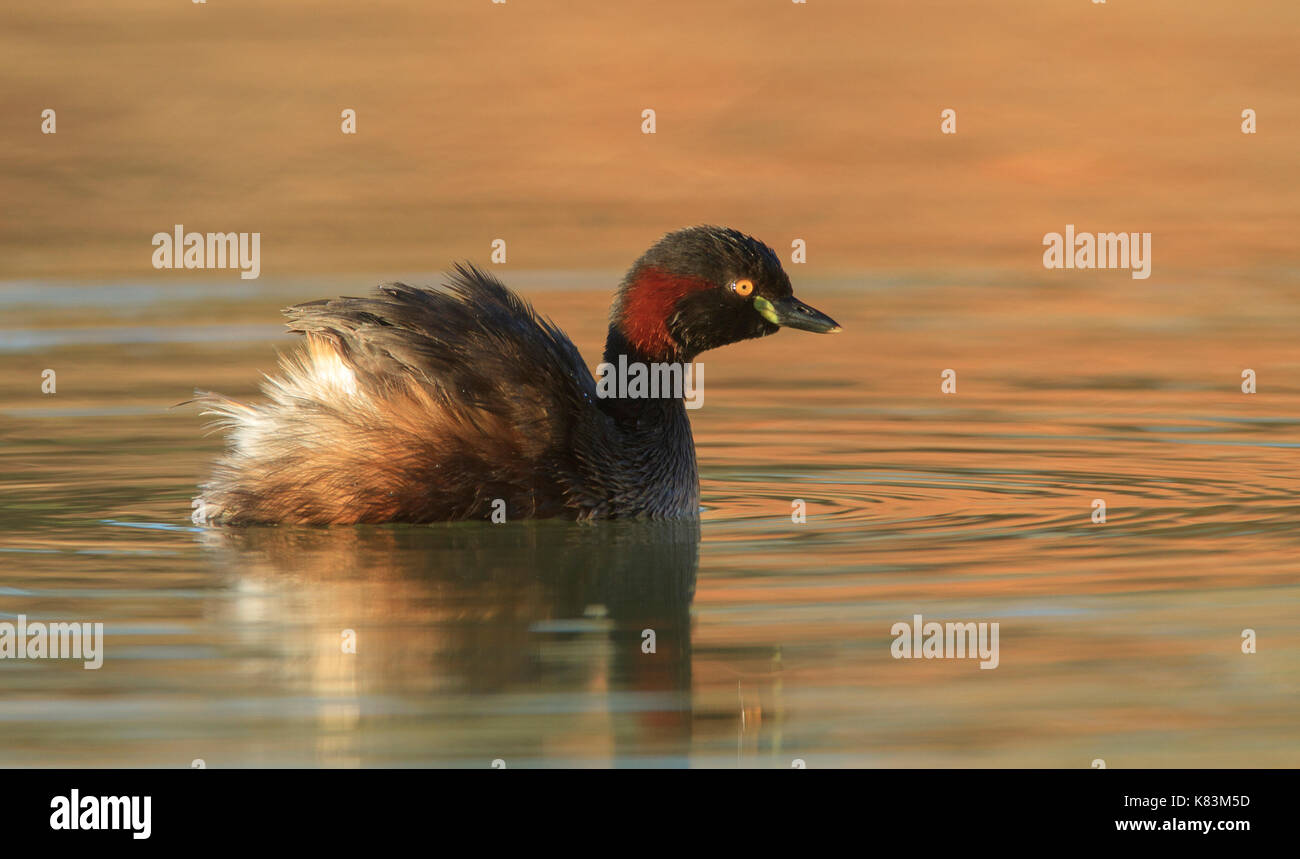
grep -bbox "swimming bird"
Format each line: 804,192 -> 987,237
193,225 -> 840,525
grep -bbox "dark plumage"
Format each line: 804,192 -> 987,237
193,226 -> 840,525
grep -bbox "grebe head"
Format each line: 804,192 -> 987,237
609,225 -> 841,362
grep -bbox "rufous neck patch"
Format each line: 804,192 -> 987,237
618,266 -> 711,358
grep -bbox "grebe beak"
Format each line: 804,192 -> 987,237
754,295 -> 842,334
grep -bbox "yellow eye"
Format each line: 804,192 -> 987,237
734,279 -> 754,297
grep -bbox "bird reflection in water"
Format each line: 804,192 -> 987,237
198,519 -> 699,766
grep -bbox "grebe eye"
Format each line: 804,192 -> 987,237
733,279 -> 754,297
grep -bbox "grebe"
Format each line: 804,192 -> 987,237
193,226 -> 840,525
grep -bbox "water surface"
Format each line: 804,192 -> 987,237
0,273 -> 1296,767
